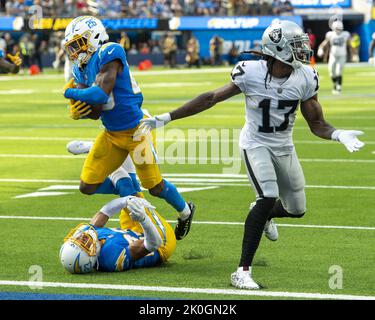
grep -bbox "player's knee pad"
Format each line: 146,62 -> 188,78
261,181 -> 279,199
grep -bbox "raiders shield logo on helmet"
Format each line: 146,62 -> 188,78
269,28 -> 282,43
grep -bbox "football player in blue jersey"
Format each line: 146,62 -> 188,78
0,50 -> 22,74
61,16 -> 195,240
60,196 -> 176,273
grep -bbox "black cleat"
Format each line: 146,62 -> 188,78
174,202 -> 196,240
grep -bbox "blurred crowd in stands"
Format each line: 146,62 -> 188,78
0,26 -> 363,73
0,0 -> 294,18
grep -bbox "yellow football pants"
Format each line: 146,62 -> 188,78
119,207 -> 176,262
80,124 -> 162,190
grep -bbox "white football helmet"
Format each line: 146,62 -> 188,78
262,20 -> 313,69
63,16 -> 109,67
331,20 -> 344,33
59,223 -> 101,274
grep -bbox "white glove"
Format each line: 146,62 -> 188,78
126,197 -> 156,222
139,113 -> 172,134
331,130 -> 365,153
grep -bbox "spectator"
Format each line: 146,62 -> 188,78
42,0 -> 55,17
162,32 -> 177,68
19,33 -> 35,68
307,28 -> 317,65
171,0 -> 183,16
209,34 -> 224,66
139,42 -> 150,54
4,33 -> 15,55
184,0 -> 196,15
128,44 -> 138,55
272,0 -> 293,15
119,32 -> 131,52
31,33 -> 47,72
1,0 -> 296,18
0,33 -> 6,54
185,36 -> 200,68
227,43 -> 239,65
350,33 -> 360,62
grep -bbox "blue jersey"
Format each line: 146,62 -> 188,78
72,42 -> 144,131
95,227 -> 161,272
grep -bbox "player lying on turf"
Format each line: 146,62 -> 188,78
61,16 -> 195,241
139,20 -> 365,290
0,50 -> 22,74
60,196 -> 176,273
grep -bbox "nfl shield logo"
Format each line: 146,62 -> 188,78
269,28 -> 282,43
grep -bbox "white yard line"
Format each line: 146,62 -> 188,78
1,136 -> 374,145
0,215 -> 375,231
1,178 -> 375,190
0,280 -> 373,300
0,154 -> 374,163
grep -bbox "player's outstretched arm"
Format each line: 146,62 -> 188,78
126,197 -> 162,260
301,95 -> 365,152
139,82 -> 241,133
63,60 -> 121,105
90,196 -> 155,228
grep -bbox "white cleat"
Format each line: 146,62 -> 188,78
264,219 -> 278,241
66,140 -> 93,155
231,267 -> 260,290
332,89 -> 341,95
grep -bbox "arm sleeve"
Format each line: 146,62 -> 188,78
100,197 -> 129,218
64,85 -> 109,104
302,67 -> 319,101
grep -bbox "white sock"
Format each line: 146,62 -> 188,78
237,266 -> 252,274
178,202 -> 191,221
108,167 -> 130,186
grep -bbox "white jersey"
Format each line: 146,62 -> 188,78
325,31 -> 350,57
231,60 -> 318,154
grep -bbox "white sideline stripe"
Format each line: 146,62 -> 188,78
1,215 -> 375,231
1,178 -> 375,190
0,280 -> 373,300
0,154 -> 374,163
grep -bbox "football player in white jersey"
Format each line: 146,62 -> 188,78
318,20 -> 351,94
139,20 -> 365,290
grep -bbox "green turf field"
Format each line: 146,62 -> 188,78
0,64 -> 374,300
